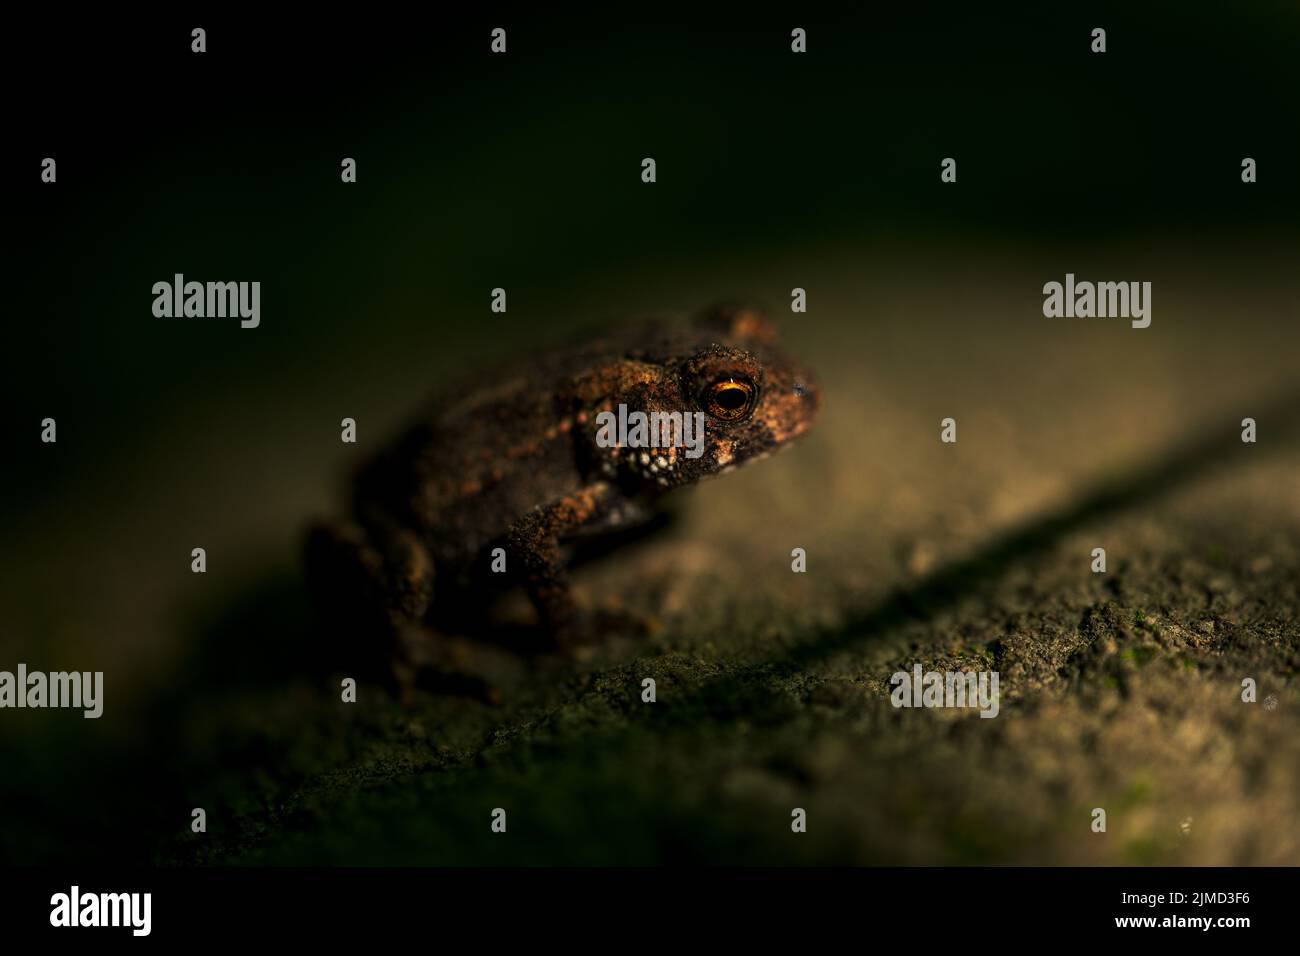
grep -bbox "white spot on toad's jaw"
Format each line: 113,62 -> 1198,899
655,455 -> 668,468
639,452 -> 650,465
714,439 -> 735,466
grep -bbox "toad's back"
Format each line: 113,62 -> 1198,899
350,337 -> 641,568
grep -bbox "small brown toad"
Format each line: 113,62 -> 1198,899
305,303 -> 820,694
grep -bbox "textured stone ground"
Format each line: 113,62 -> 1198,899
3,238 -> 1297,865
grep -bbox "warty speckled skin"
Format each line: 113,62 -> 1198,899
305,303 -> 820,694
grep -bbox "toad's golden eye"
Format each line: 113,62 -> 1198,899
704,376 -> 756,421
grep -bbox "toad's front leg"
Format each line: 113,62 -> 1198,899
505,481 -> 643,648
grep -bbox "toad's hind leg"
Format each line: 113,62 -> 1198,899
304,514 -> 436,694
305,518 -> 511,704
